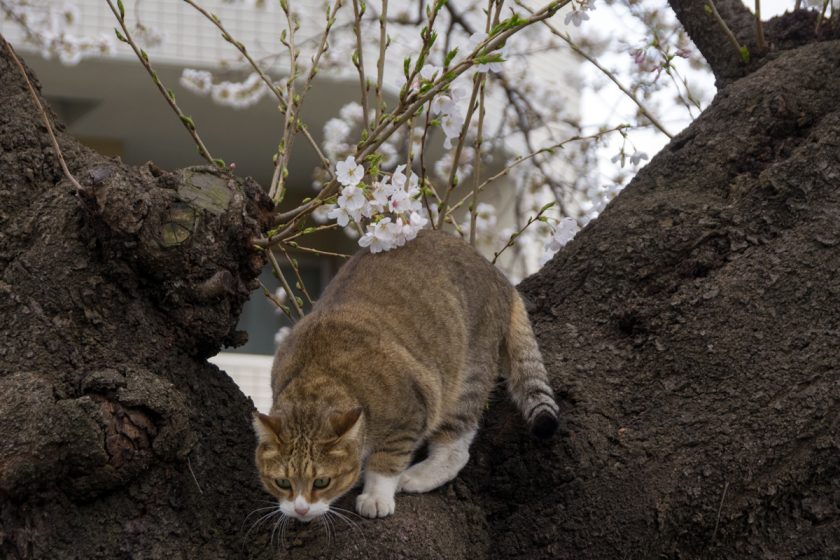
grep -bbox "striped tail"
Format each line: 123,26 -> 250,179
505,291 -> 559,438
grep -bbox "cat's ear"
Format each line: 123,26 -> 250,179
252,412 -> 283,444
328,407 -> 363,441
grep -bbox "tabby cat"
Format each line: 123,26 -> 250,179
253,229 -> 559,520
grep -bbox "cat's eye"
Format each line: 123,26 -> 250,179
275,478 -> 292,490
313,477 -> 331,489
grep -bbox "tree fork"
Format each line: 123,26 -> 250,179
2,27 -> 840,560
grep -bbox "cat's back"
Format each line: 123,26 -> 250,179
316,229 -> 510,312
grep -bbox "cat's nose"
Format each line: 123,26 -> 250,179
294,503 -> 310,516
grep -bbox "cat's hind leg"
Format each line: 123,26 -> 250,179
398,429 -> 476,493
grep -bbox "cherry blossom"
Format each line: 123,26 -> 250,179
336,156 -> 365,187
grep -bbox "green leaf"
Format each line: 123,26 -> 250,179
490,14 -> 526,35
474,52 -> 504,65
114,28 -> 127,43
739,45 -> 750,64
117,0 -> 125,20
180,115 -> 195,129
444,48 -> 459,67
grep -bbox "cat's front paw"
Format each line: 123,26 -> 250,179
356,492 -> 396,518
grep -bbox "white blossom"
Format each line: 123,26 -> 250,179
420,64 -> 440,80
207,73 -> 267,109
274,326 -> 292,347
180,69 -> 213,96
405,211 -> 428,241
337,185 -> 366,214
326,204 -> 352,227
134,24 -> 165,48
540,217 -> 580,266
449,83 -> 469,102
359,218 -> 396,254
339,102 -> 364,123
564,10 -> 590,27
548,217 -> 579,251
370,179 -> 395,211
473,202 -> 497,233
311,203 -> 332,223
336,156 -> 365,187
324,118 -> 351,145
441,111 -> 465,149
431,94 -> 456,115
630,151 -> 649,166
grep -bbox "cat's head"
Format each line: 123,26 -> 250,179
252,407 -> 363,522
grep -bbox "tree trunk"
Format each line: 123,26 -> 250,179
2,21 -> 840,560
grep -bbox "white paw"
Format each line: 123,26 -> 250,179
398,462 -> 445,493
356,492 -> 396,518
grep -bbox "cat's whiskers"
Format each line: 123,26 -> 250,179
244,506 -> 284,542
319,514 -> 334,549
326,507 -> 364,541
330,505 -> 364,529
270,514 -> 286,549
243,504 -> 281,525
329,505 -> 362,520
245,505 -> 280,524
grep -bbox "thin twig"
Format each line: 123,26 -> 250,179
271,0 -> 302,203
181,0 -> 334,180
446,125 -> 629,217
438,74 -> 482,228
418,100 -> 436,228
258,279 -> 294,322
284,242 -> 351,259
351,0 -> 370,129
816,0 -> 829,33
105,0 -> 218,166
264,0 -> 571,242
187,455 -> 204,495
515,1 -> 672,138
468,0 -> 497,245
374,0 -> 389,128
754,0 -> 766,51
282,222 -> 340,243
706,0 -> 749,63
279,246 -> 314,305
4,40 -> 83,193
492,202 -> 556,264
469,76 -> 486,246
267,249 -> 305,320
711,481 -> 730,543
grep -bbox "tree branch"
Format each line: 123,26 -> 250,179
668,0 -> 757,85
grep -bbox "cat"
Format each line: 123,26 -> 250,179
252,229 -> 559,521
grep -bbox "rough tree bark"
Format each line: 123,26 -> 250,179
1,7 -> 839,560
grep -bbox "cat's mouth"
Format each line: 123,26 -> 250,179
280,499 -> 331,522
290,511 -> 322,523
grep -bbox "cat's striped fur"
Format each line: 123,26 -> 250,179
253,229 -> 558,520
